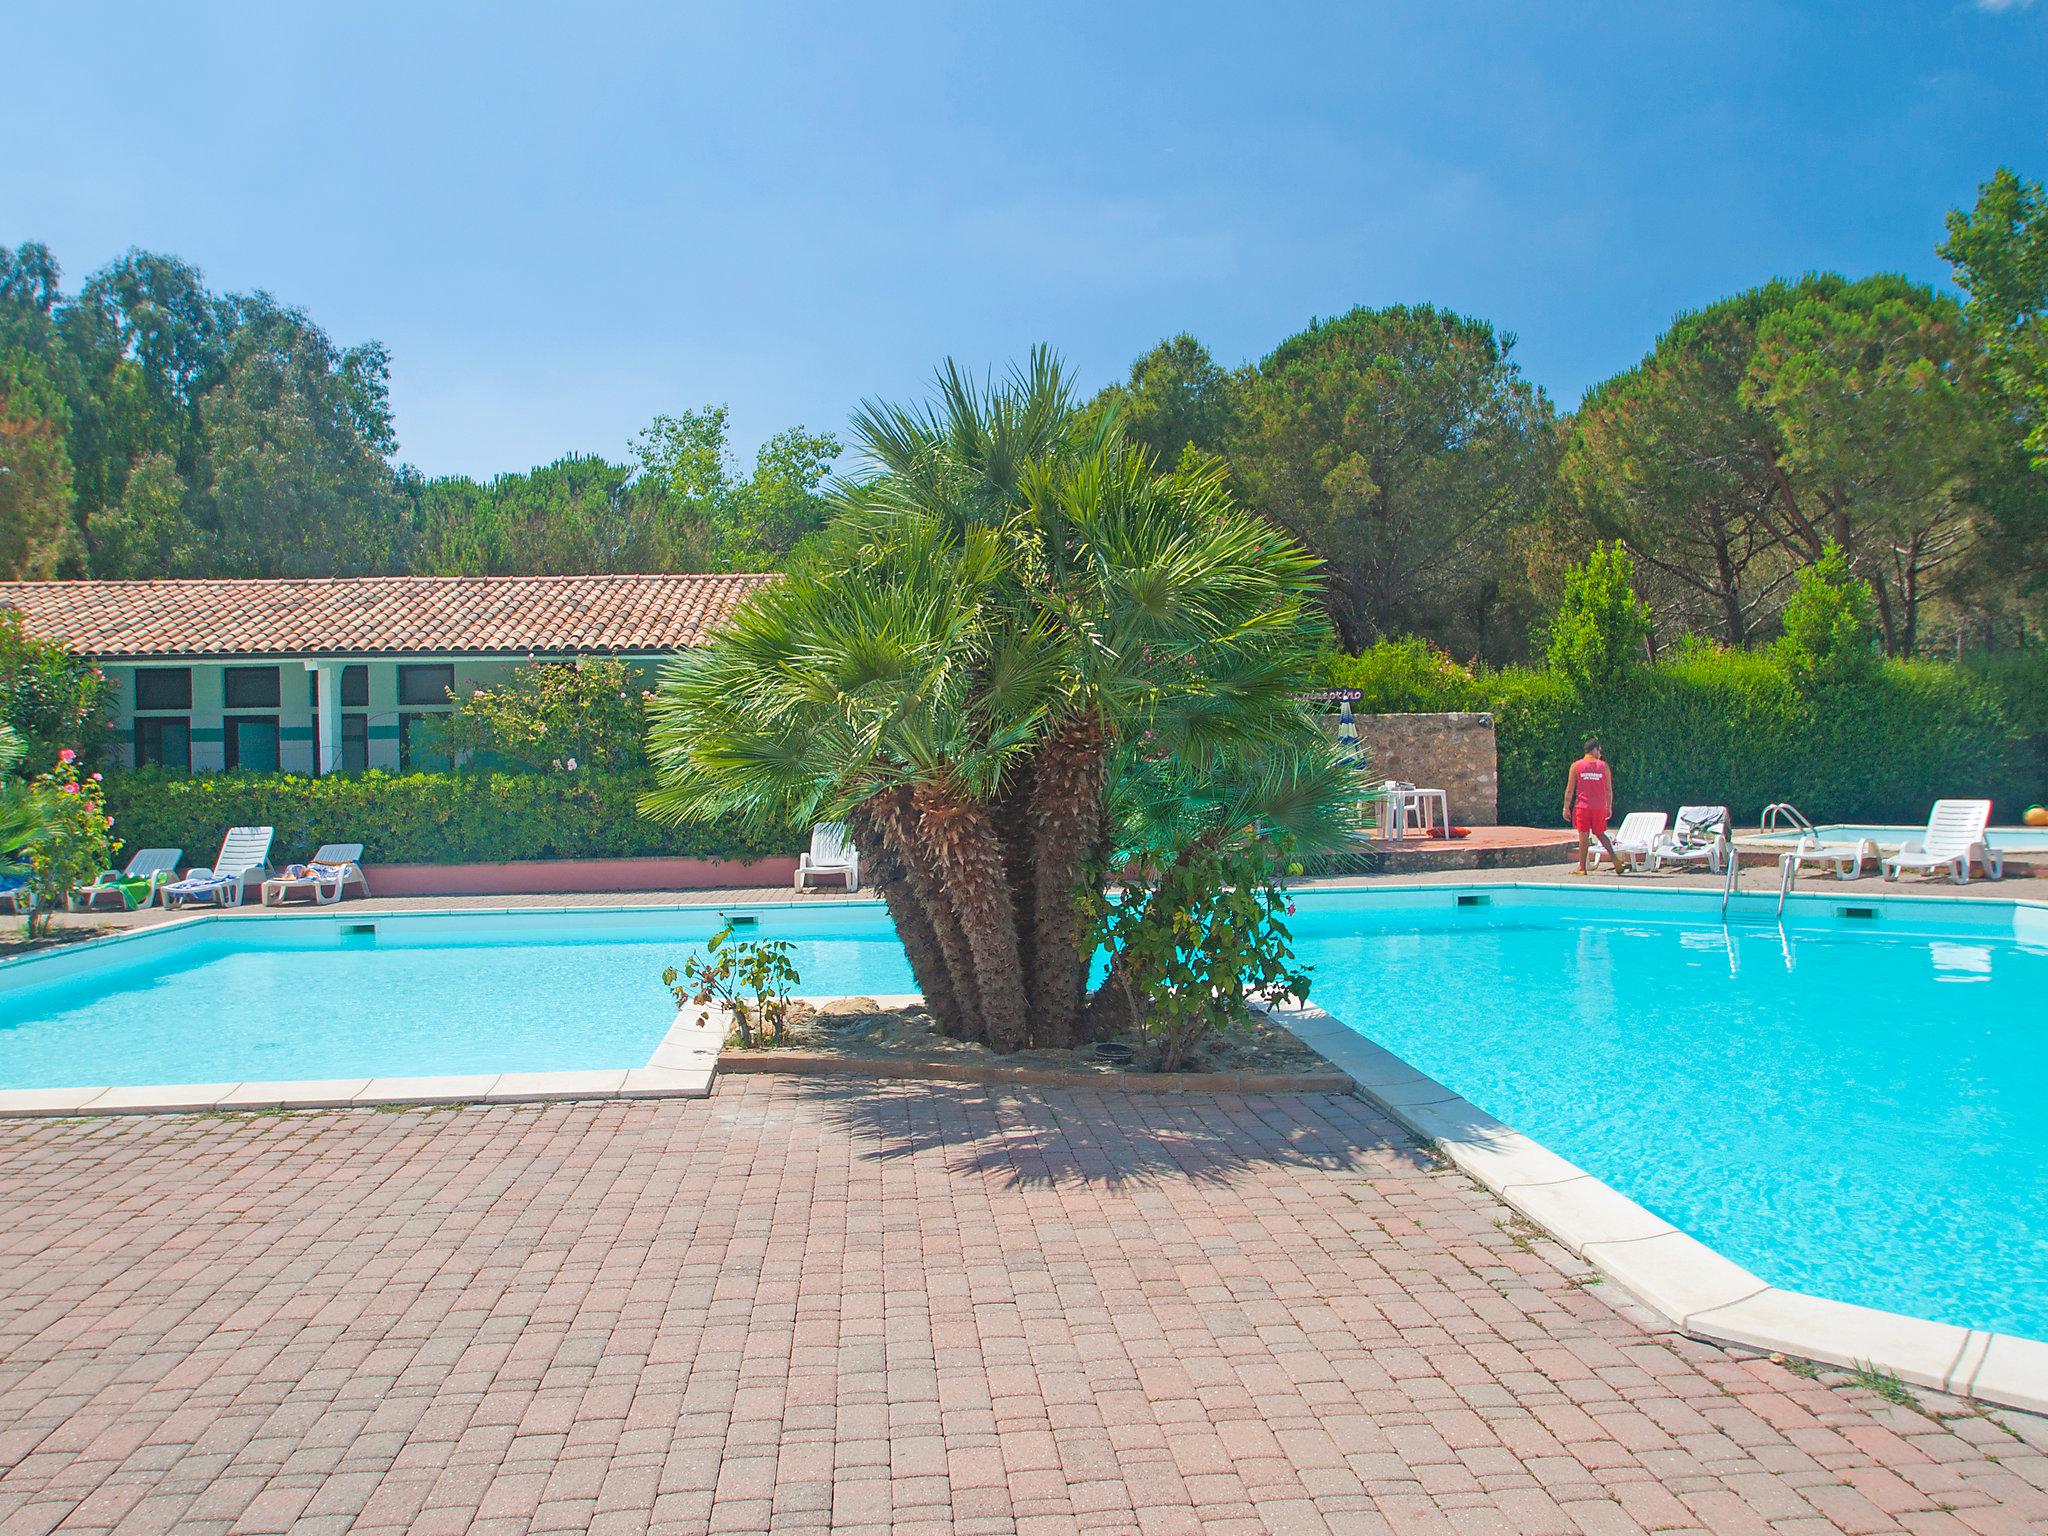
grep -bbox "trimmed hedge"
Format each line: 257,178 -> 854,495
1321,642 -> 2036,824
101,769 -> 793,867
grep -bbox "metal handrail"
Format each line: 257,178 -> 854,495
1721,838 -> 1741,916
1761,802 -> 1815,839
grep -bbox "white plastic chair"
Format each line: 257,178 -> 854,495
160,827 -> 275,908
794,823 -> 860,891
70,848 -> 185,910
1651,807 -> 1731,875
262,843 -> 371,906
1590,811 -> 1668,872
1884,800 -> 2001,886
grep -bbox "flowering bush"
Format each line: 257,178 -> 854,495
0,613 -> 113,774
21,749 -> 117,936
418,656 -> 649,772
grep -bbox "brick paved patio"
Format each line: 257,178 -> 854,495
1,1079 -> 2044,1535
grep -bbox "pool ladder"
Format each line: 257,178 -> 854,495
1723,803 -> 1806,920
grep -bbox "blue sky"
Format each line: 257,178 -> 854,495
7,2 -> 2045,479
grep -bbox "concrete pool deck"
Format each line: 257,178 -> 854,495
3,1079 -> 2046,1535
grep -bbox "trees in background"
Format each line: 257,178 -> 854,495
0,242 -> 838,580
1228,305 -> 1557,660
1559,273 -> 2025,657
1943,168 -> 2048,471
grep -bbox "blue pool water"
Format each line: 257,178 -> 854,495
1297,890 -> 2048,1342
0,906 -> 915,1087
3,887 -> 2044,1341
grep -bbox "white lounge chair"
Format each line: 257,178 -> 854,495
71,848 -> 184,911
1651,806 -> 1731,875
1777,834 -> 1879,882
1589,811 -> 1668,872
160,827 -> 275,908
794,823 -> 860,892
1884,800 -> 2002,886
0,874 -> 34,915
261,844 -> 370,906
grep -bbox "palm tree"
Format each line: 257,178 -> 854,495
0,725 -> 51,912
644,351 -> 1358,1051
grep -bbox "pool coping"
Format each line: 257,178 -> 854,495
1255,933 -> 2048,1417
6,881 -> 2048,1418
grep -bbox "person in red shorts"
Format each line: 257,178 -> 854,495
1563,736 -> 1623,876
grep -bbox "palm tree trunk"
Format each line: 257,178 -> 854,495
911,785 -> 1033,1053
847,794 -> 970,1038
1022,711 -> 1105,1047
864,788 -> 987,1041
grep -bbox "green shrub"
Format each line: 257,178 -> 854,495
1484,651 -> 2027,824
1320,638 -> 2033,825
0,612 -> 113,774
1775,543 -> 1880,686
1315,639 -> 1487,712
1544,542 -> 1651,691
101,769 -> 794,867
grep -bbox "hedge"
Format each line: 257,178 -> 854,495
1321,642 -> 2038,824
101,769 -> 794,867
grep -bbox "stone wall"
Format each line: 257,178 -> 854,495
1352,711 -> 1499,826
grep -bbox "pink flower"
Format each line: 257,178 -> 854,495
57,749 -> 76,764
1285,903 -> 1296,916
90,772 -> 102,782
62,784 -> 78,795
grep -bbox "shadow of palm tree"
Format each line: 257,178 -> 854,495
785,1073 -> 1427,1191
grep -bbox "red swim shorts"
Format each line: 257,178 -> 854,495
1573,806 -> 1610,835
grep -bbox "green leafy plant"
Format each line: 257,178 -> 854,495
20,748 -> 117,936
662,921 -> 802,1048
1083,835 -> 1311,1072
0,612 -> 113,773
1544,542 -> 1652,690
1774,542 -> 1880,686
421,656 -> 649,772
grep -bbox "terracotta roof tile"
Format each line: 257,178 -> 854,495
0,575 -> 776,659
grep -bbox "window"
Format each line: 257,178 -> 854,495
134,668 -> 192,711
396,712 -> 449,772
224,716 -> 281,773
308,665 -> 369,709
398,664 -> 455,707
224,666 -> 281,709
134,717 -> 191,772
340,714 -> 369,772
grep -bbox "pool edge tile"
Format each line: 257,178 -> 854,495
620,1065 -> 714,1099
0,1086 -> 113,1117
1582,1230 -> 1767,1324
218,1079 -> 372,1110
490,1070 -> 629,1102
89,1083 -> 243,1114
1957,1333 -> 2048,1416
1684,1287 -> 1974,1397
1500,1174 -> 1676,1253
354,1075 -> 503,1106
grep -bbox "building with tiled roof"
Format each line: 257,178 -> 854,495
0,575 -> 772,775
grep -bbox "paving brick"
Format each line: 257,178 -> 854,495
0,1080 -> 2040,1536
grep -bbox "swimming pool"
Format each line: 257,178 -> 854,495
3,887 -> 2044,1348
0,905 -> 913,1088
1746,822 -> 2048,852
1296,887 -> 2048,1346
